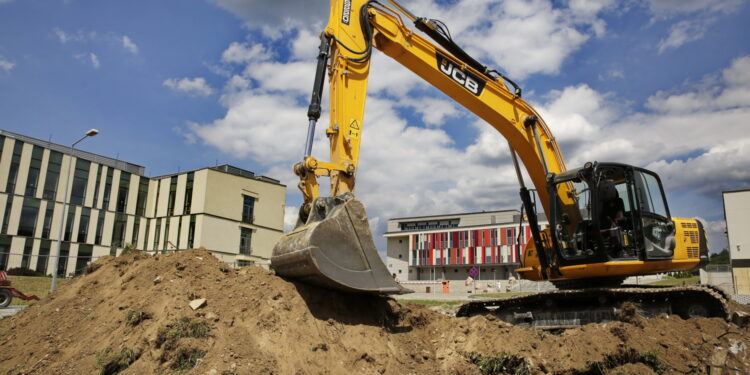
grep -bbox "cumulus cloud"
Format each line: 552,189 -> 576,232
212,0 -> 616,80
122,36 -> 138,55
221,42 -> 271,64
0,56 -> 14,73
163,77 -> 214,96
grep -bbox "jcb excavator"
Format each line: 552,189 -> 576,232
271,0 -> 728,327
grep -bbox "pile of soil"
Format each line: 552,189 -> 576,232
0,249 -> 748,374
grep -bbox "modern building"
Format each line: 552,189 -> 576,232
0,129 -> 286,276
723,189 -> 750,295
384,209 -> 548,282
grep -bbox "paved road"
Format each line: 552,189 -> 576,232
0,306 -> 26,319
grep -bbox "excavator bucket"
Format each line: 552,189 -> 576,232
271,193 -> 412,295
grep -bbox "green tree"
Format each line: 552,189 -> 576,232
709,249 -> 730,265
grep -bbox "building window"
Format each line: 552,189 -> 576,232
70,159 -> 90,206
21,238 -> 33,269
41,204 -> 54,239
183,172 -> 194,214
153,179 -> 161,217
0,235 -> 11,270
135,177 -> 149,216
239,227 -> 252,255
5,141 -> 23,194
163,219 -> 170,249
63,207 -> 75,241
25,146 -> 44,197
77,208 -> 90,243
92,165 -> 103,207
75,244 -> 93,274
242,195 -> 255,223
95,210 -> 105,245
111,213 -> 127,248
57,242 -> 69,276
187,215 -> 196,249
167,176 -> 177,216
102,168 -> 113,210
506,228 -> 514,246
143,219 -> 151,250
154,219 -> 161,249
17,197 -> 40,237
116,172 -> 130,213
132,217 -> 140,246
37,239 -> 50,274
42,151 -> 63,200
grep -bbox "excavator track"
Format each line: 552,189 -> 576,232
456,284 -> 729,329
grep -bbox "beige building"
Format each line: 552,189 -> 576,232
724,189 -> 750,295
0,129 -> 285,275
385,210 -> 548,282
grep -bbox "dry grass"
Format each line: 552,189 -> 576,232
6,276 -> 71,306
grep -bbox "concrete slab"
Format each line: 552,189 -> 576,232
0,305 -> 26,319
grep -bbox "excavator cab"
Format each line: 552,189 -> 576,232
548,162 -> 676,267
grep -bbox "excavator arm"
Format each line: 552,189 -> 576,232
271,0 -> 708,295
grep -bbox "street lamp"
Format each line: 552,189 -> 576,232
50,129 -> 99,292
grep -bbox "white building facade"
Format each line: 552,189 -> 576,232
723,189 -> 750,295
385,210 -> 548,282
0,129 -> 285,275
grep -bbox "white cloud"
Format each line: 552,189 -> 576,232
54,28 -> 97,44
163,77 -> 214,96
0,0 -> 13,5
212,0 -> 615,80
0,57 -> 14,73
122,36 -> 139,55
646,0 -> 744,16
221,42 -> 271,64
89,52 -> 100,69
209,0 -> 327,38
657,18 -> 714,54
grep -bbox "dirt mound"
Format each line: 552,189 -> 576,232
0,249 -> 748,374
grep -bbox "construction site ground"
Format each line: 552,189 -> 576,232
0,249 -> 748,375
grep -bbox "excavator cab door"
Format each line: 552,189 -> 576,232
630,168 -> 676,259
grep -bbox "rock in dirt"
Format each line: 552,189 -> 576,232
189,298 -> 207,310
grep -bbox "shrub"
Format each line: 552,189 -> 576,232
6,267 -> 42,276
96,347 -> 139,375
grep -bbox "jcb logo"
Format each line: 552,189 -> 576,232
436,53 -> 485,96
341,0 -> 351,25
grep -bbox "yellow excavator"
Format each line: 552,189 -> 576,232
271,0 -> 728,326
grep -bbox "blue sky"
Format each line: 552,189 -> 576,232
1,0 -> 748,253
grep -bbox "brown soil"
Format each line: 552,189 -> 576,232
0,249 -> 748,375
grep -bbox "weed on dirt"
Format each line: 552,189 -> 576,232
124,310 -> 151,327
578,346 -> 666,375
467,352 -> 531,375
170,348 -> 206,371
96,347 -> 139,375
155,317 -> 211,350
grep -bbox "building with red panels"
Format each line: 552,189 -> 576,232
385,209 -> 547,282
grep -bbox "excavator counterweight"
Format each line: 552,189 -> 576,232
272,193 -> 411,294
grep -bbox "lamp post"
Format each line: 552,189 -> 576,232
50,129 -> 99,292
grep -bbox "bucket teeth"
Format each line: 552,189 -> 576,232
272,193 -> 412,295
